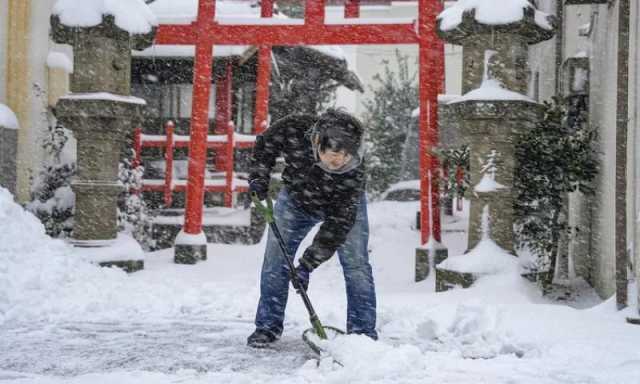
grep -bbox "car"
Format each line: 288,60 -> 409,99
380,180 -> 421,201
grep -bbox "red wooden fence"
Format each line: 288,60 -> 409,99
133,120 -> 255,208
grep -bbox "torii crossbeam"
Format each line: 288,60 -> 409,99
158,0 -> 444,261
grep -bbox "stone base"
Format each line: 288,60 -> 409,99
99,259 -> 144,273
174,243 -> 207,264
626,317 -> 640,325
71,233 -> 145,273
174,230 -> 208,264
0,126 -> 18,195
415,245 -> 449,282
435,267 -> 475,292
150,206 -> 266,250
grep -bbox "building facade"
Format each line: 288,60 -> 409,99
0,0 -> 72,202
528,0 -> 639,302
329,1 -> 463,117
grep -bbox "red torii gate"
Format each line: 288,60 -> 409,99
156,0 -> 444,254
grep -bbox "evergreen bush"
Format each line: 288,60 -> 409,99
362,50 -> 419,196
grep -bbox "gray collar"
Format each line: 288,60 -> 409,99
314,154 -> 361,174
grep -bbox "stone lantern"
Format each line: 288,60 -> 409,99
434,2 -> 555,290
51,5 -> 156,272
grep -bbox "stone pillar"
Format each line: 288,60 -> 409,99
434,2 -> 555,290
456,100 -> 541,253
51,11 -> 156,272
6,0 -> 31,202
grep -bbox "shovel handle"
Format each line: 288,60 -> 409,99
251,191 -> 328,341
311,315 -> 328,339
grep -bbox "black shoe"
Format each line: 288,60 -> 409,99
247,329 -> 278,348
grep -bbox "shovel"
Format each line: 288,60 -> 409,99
251,192 -> 345,357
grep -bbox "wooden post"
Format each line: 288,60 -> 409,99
254,47 -> 271,134
261,0 -> 273,17
184,0 -> 215,235
417,0 -> 444,244
456,165 -> 464,212
215,62 -> 233,172
163,121 -> 175,208
225,121 -> 235,207
305,0 -> 325,26
133,127 -> 142,169
345,0 -> 360,18
252,0 -> 274,135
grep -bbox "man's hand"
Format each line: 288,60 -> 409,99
249,179 -> 269,201
293,263 -> 311,292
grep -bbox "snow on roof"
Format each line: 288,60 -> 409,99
52,0 -> 158,34
60,92 -> 147,105
325,16 -> 415,25
308,45 -> 346,61
437,0 -> 552,32
146,1 -> 347,60
133,45 -> 250,58
148,0 -> 289,25
0,104 -> 19,130
411,95 -> 461,117
216,17 -> 304,25
46,51 -> 74,73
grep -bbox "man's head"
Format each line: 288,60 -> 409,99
311,109 -> 364,173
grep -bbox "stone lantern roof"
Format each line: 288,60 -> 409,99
436,0 -> 556,45
51,0 -> 157,50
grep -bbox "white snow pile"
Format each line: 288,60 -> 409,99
474,171 -> 507,193
52,0 -> 158,34
438,205 -> 517,275
46,51 -> 74,73
450,78 -> 534,104
0,187 -> 254,326
438,235 -> 518,275
438,0 -> 553,31
416,305 -> 534,359
450,50 -> 535,104
0,187 -> 119,325
0,103 -> 19,130
305,334 -> 427,382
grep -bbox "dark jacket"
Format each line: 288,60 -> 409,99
249,114 -> 366,271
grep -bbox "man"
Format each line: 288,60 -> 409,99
247,109 -> 377,347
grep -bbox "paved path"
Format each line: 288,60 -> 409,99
0,319 -> 316,377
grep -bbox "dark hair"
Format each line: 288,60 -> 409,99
314,109 -> 363,155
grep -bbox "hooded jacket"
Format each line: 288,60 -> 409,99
249,114 -> 366,271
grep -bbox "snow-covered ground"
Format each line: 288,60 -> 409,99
1,187 -> 640,383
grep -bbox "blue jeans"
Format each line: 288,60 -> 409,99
254,189 -> 377,339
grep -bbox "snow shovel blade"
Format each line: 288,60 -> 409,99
302,326 -> 345,357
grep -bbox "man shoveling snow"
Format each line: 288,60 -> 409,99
247,109 -> 377,347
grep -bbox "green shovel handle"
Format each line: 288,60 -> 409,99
251,192 -> 274,224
